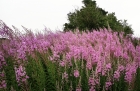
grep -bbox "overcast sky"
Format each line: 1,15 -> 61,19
0,0 -> 140,37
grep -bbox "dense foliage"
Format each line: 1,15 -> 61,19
64,0 -> 133,35
0,21 -> 140,91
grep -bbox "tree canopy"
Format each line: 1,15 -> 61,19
64,0 -> 133,35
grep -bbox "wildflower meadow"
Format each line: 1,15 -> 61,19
0,25 -> 140,91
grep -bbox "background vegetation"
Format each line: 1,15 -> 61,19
64,0 -> 133,35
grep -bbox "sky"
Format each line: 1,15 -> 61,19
0,0 -> 140,37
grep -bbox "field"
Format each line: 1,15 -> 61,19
0,27 -> 140,91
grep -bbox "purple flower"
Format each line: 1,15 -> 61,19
59,61 -> 65,67
105,81 -> 112,90
74,70 -> 79,78
0,52 -> 6,69
86,61 -> 92,70
88,77 -> 95,86
88,76 -> 99,87
15,65 -> 29,85
89,86 -> 96,91
0,80 -> 6,89
95,61 -> 102,74
63,72 -> 68,79
118,65 -> 124,72
76,87 -> 81,91
125,63 -> 137,83
0,71 -> 6,89
106,63 -> 111,70
113,71 -> 120,81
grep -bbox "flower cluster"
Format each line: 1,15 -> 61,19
0,26 -> 140,90
0,51 -> 6,70
14,65 -> 29,86
0,71 -> 6,89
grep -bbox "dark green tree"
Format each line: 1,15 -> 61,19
64,0 -> 133,35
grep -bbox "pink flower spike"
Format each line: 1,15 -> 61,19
63,72 -> 68,79
76,87 -> 81,91
105,81 -> 112,90
59,61 -> 65,67
74,70 -> 79,78
106,63 -> 111,70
